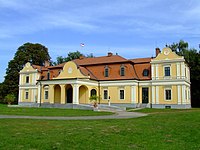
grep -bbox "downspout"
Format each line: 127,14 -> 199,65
39,81 -> 42,107
98,81 -> 101,104
138,81 -> 140,107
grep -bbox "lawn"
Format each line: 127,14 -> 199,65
0,104 -> 112,116
0,108 -> 200,150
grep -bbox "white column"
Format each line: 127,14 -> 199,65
156,86 -> 159,104
178,85 -> 181,104
37,83 -> 41,104
181,62 -> 185,79
151,64 -> 155,80
156,64 -> 159,79
152,86 -> 155,104
73,84 -> 79,104
131,86 -> 136,104
182,85 -> 186,104
176,63 -> 180,79
18,89 -> 22,103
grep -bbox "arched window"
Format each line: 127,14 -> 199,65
120,65 -> 125,76
143,69 -> 149,76
47,70 -> 50,80
91,89 -> 97,96
104,65 -> 109,77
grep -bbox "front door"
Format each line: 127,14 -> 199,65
142,88 -> 149,103
66,88 -> 73,103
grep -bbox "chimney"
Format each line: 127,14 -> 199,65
79,55 -> 85,59
156,48 -> 161,56
44,61 -> 50,67
108,52 -> 113,57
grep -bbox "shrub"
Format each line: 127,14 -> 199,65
4,93 -> 15,105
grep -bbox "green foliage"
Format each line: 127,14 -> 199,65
53,51 -> 83,65
167,40 -> 200,107
4,93 -> 15,105
53,51 -> 95,65
89,95 -> 99,101
0,109 -> 200,149
0,43 -> 51,103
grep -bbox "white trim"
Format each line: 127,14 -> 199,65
151,58 -> 184,64
118,88 -> 125,100
163,65 -> 171,77
176,63 -> 180,79
18,89 -> 22,102
38,84 -> 41,104
164,88 -> 172,101
182,85 -> 186,104
103,88 -> 109,100
152,86 -> 155,104
151,64 -> 155,80
178,85 -> 181,104
181,62 -> 185,79
156,86 -> 159,104
73,84 -> 79,104
131,86 -> 136,104
151,81 -> 190,87
155,64 -> 158,79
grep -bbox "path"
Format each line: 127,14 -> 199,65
0,111 -> 147,120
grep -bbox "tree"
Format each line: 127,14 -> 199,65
0,43 -> 51,103
53,51 -> 95,65
167,40 -> 200,107
4,93 -> 15,105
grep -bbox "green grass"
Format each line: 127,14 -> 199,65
129,108 -> 200,114
0,109 -> 200,149
0,104 -> 113,116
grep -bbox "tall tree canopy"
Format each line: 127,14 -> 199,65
167,40 -> 200,107
53,51 -> 94,65
0,43 -> 51,103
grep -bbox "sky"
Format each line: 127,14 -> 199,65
0,0 -> 200,82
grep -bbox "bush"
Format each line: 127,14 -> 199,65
4,93 -> 15,105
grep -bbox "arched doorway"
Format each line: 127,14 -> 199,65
79,85 -> 88,104
66,84 -> 73,103
54,85 -> 61,103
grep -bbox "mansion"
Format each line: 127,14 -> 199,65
18,47 -> 191,109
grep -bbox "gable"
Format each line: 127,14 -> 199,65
20,62 -> 38,73
55,61 -> 89,79
153,47 -> 183,61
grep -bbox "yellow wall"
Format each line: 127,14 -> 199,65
56,61 -> 88,79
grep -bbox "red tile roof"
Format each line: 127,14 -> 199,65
33,54 -> 152,81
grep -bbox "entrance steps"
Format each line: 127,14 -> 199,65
97,104 -> 126,112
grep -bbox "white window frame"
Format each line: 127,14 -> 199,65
25,90 -> 29,99
26,75 -> 30,84
119,88 -> 125,100
120,65 -> 125,76
164,88 -> 172,101
103,89 -> 109,100
163,65 -> 171,79
44,90 -> 49,100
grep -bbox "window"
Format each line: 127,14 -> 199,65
26,76 -> 29,83
45,91 -> 48,100
120,65 -> 125,76
103,90 -> 108,99
47,70 -> 50,80
165,66 -> 170,76
104,66 -> 109,77
119,90 -> 124,100
143,69 -> 149,76
91,89 -> 97,96
25,91 -> 29,99
165,89 -> 171,100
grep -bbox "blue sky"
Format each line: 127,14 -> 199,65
0,0 -> 200,82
